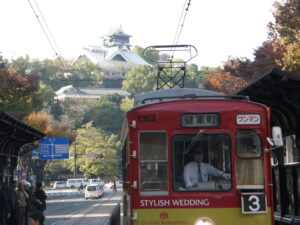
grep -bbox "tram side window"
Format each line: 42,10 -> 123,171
172,134 -> 232,192
236,130 -> 262,158
139,132 -> 168,195
236,130 -> 264,187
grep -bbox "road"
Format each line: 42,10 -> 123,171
44,188 -> 122,225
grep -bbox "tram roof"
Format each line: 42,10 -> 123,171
134,88 -> 226,107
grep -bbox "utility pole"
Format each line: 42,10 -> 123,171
74,131 -> 77,179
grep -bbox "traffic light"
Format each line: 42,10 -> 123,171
98,153 -> 106,159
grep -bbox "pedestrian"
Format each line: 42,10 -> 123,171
78,183 -> 83,193
0,181 -> 10,225
34,183 -> 47,213
24,184 -> 32,225
29,187 -> 42,213
112,180 -> 117,192
28,211 -> 44,225
7,180 -> 18,225
17,182 -> 29,225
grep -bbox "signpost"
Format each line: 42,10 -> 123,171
31,150 -> 39,160
40,138 -> 69,160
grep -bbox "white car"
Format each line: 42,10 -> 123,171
53,181 -> 66,189
85,184 -> 104,199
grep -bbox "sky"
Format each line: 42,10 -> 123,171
0,0 -> 275,67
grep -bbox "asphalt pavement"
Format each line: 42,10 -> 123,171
44,188 -> 122,225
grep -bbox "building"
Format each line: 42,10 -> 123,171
76,26 -> 149,88
55,85 -> 130,101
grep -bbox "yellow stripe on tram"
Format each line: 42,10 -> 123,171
133,208 -> 272,225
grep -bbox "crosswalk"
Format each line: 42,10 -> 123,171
46,191 -> 84,200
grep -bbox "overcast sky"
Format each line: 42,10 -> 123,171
0,0 -> 275,67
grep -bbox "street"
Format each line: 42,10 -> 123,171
44,187 -> 122,225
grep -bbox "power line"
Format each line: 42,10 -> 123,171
172,0 -> 188,47
170,0 -> 192,60
26,0 -> 71,74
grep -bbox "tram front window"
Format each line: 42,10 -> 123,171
172,134 -> 231,191
139,132 -> 168,195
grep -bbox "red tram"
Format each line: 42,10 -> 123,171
121,88 -> 279,225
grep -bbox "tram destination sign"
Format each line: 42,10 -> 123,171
39,138 -> 69,160
181,113 -> 219,127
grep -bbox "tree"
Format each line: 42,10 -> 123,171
184,64 -> 206,88
123,65 -> 156,95
120,98 -> 134,112
68,122 -> 121,178
21,112 -> 74,182
132,45 -> 159,65
0,60 -> 41,117
204,72 -> 248,95
82,94 -> 125,134
67,61 -> 104,87
268,0 -> 300,74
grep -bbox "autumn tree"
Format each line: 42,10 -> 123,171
205,0 -> 300,93
268,0 -> 300,74
0,59 -> 41,117
21,112 -> 74,182
205,72 -> 248,95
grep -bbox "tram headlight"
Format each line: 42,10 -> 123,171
194,217 -> 215,225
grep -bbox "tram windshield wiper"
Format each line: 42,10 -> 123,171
183,129 -> 205,155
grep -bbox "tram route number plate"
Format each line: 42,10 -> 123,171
241,193 -> 267,214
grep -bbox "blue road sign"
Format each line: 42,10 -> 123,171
32,150 -> 39,156
31,150 -> 39,160
14,170 -> 22,176
40,138 -> 69,160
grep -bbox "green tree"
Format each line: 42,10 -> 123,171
123,65 -> 156,95
120,98 -> 134,112
82,94 -> 125,134
68,61 -> 104,87
132,45 -> 159,65
184,64 -> 206,88
68,122 -> 121,178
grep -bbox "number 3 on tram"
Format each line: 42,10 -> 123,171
121,88 -> 283,225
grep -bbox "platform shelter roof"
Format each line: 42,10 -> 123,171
0,112 -> 45,157
236,69 -> 300,137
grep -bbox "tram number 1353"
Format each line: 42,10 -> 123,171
241,193 -> 267,214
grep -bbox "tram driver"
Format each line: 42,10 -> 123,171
183,146 -> 231,189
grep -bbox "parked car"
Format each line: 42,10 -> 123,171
53,181 -> 66,189
85,184 -> 104,199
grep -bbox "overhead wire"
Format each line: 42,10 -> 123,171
170,0 -> 192,60
26,0 -> 71,74
171,1 -> 188,50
